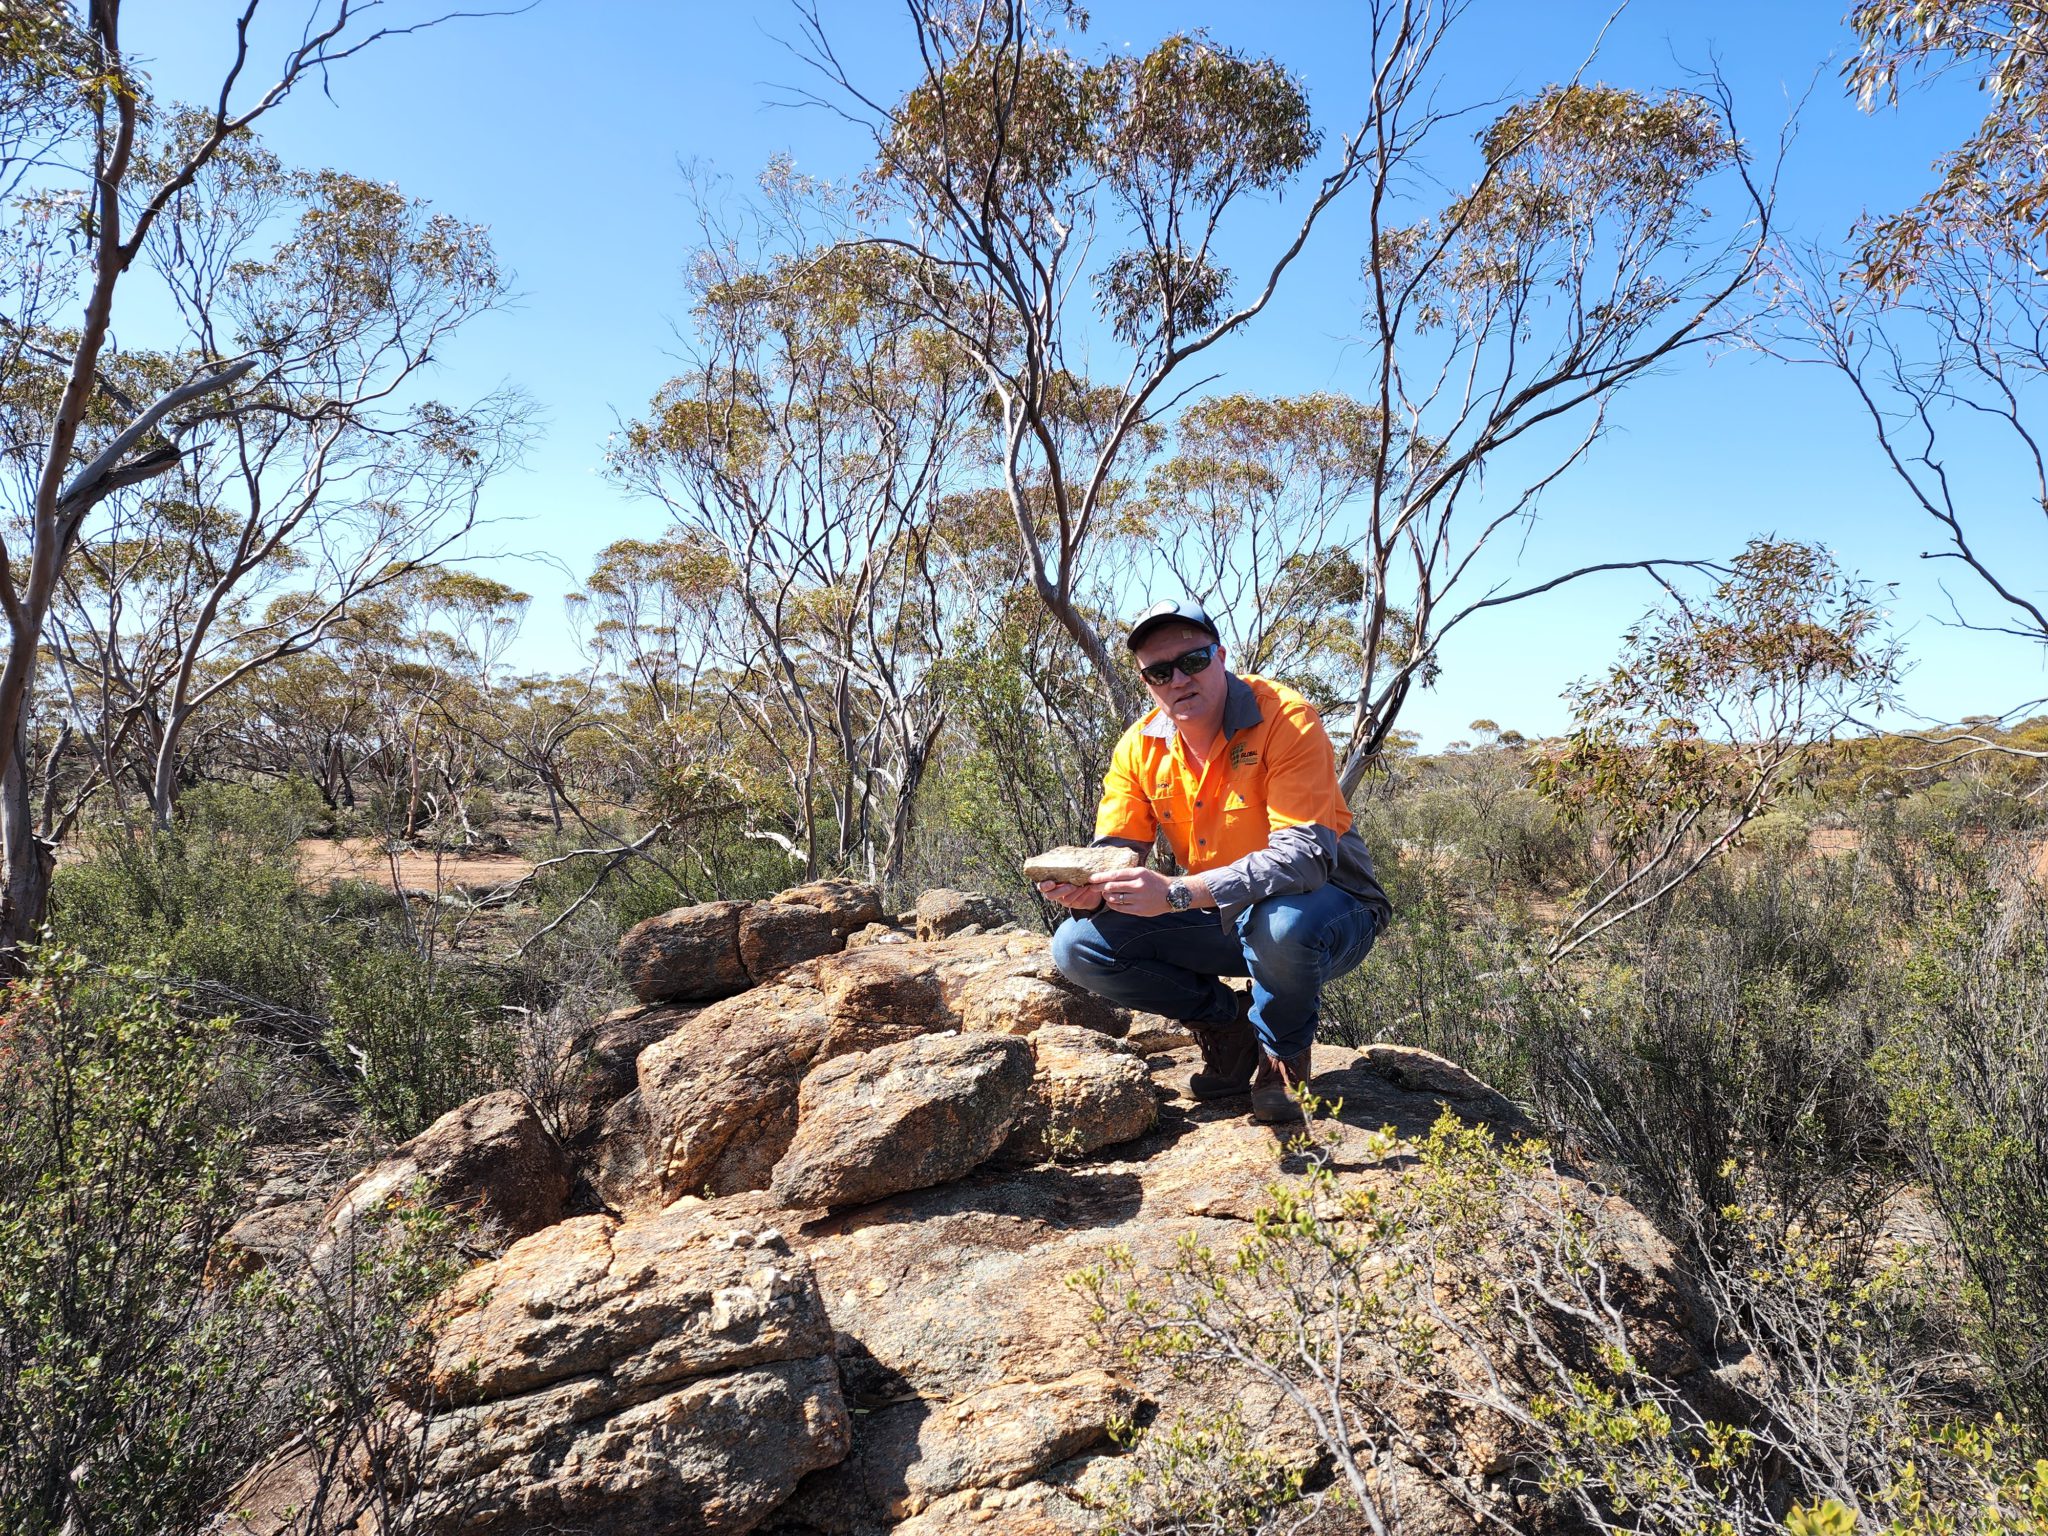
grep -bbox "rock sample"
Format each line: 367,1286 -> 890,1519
771,1032 -> 1036,1210
393,1205 -> 849,1536
1021,845 -> 1141,886
320,1090 -> 567,1256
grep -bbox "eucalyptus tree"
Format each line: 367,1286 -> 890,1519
799,1 -> 1779,777
0,0 -> 515,954
1776,2 -> 2048,669
796,2 -> 1368,718
609,168 -> 988,883
1332,2 -> 1782,790
1532,540 -> 1900,962
47,127 -> 520,834
1124,391 -> 1386,709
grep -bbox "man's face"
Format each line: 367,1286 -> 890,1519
1134,624 -> 1227,731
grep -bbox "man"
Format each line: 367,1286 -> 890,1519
1040,599 -> 1392,1123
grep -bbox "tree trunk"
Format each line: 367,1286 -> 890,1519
1,722 -> 56,964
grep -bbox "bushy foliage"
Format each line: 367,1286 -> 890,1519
1877,864 -> 2048,1428
54,778 -> 332,1014
1081,1111 -> 2046,1536
0,946 -> 487,1536
0,951 -> 267,1536
1535,854 -> 1898,1239
50,781 -> 514,1140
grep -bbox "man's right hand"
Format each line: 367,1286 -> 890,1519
1036,879 -> 1104,911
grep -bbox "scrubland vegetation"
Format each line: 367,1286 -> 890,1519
7,0 -> 2048,1531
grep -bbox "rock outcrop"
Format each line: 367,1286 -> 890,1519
389,1206 -> 848,1536
224,886 -> 1709,1536
616,926 -> 1132,1210
913,887 -> 1012,940
994,1024 -> 1158,1166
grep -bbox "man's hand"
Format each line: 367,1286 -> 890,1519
1036,879 -> 1104,910
1089,866 -> 1174,917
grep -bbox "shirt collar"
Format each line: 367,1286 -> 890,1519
1140,671 -> 1264,741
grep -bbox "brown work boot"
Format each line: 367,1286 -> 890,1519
1250,1048 -> 1315,1125
1187,989 -> 1258,1100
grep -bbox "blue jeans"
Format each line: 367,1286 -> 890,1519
1050,885 -> 1381,1059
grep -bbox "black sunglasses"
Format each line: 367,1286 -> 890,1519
1137,644 -> 1217,686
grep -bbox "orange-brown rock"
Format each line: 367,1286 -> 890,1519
914,887 -> 1012,940
772,879 -> 885,931
620,886 -> 885,1005
741,900 -> 847,979
394,1204 -> 847,1536
320,1089 -> 567,1256
555,1003 -> 694,1137
618,900 -> 750,1004
771,1032 -> 1036,1210
994,1025 -> 1158,1166
780,1369 -> 1134,1527
612,933 -> 1133,1213
633,977 -> 834,1206
279,889 -> 1717,1536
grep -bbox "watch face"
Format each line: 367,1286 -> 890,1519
1169,880 -> 1190,911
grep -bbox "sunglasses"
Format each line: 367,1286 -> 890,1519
1137,644 -> 1217,687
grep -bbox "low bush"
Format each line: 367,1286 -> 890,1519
1080,1111 -> 2041,1536
1528,855 -> 1898,1247
1319,871 -> 1559,1101
0,948 -> 486,1536
0,951 -> 273,1536
50,781 -> 516,1140
1877,867 -> 2048,1430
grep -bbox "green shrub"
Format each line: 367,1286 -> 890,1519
1319,872 -> 1558,1100
52,780 -> 328,1013
52,780 -> 516,1141
325,946 -> 511,1140
1530,856 -> 1897,1243
1878,879 -> 2048,1430
1080,1110 -> 2037,1536
0,951 -> 273,1536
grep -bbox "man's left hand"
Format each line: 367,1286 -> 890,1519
1089,866 -> 1173,917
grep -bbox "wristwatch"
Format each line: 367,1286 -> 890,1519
1167,878 -> 1191,912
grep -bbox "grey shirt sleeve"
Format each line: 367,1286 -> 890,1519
1196,822 -> 1337,912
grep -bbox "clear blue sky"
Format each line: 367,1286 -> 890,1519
123,1 -> 2048,748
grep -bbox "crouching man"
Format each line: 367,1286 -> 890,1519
1039,600 -> 1392,1124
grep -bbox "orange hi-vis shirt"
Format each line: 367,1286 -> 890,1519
1093,671 -> 1390,926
